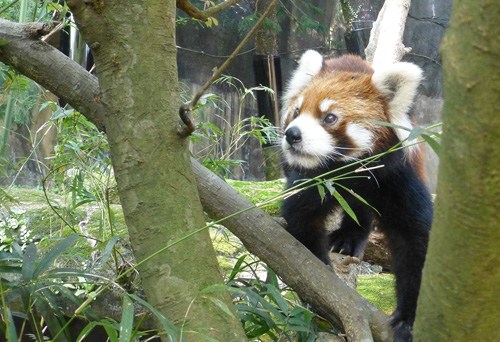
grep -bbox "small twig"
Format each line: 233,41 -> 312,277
177,0 -> 279,138
176,0 -> 242,21
41,22 -> 64,42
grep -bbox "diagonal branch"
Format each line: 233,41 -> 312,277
176,0 -> 242,20
178,0 -> 279,137
0,18 -> 392,341
0,19 -> 106,131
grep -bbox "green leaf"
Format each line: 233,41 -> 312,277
421,133 -> 441,156
33,234 -> 79,278
316,183 -> 326,203
5,307 -> 18,342
102,322 -> 119,342
119,295 -> 134,342
407,126 -> 425,141
372,120 -> 411,131
332,190 -> 359,225
323,180 -> 335,195
128,294 -> 178,341
228,254 -> 248,281
97,236 -> 120,267
21,244 -> 37,281
76,321 -> 98,342
0,39 -> 9,46
206,297 -> 235,318
199,283 -> 232,295
334,183 -> 380,216
264,284 -> 288,315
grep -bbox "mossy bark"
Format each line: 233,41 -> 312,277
413,1 -> 500,340
66,1 -> 246,340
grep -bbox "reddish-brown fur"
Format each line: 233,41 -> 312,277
284,54 -> 427,182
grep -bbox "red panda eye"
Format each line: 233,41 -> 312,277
323,113 -> 338,125
293,107 -> 300,119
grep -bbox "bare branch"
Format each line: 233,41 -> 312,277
0,19 -> 106,131
176,0 -> 242,20
365,0 -> 412,66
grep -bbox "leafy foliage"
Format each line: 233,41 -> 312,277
187,75 -> 279,177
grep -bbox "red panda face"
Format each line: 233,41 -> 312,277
282,72 -> 390,169
281,51 -> 423,170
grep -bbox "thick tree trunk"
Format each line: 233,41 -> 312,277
65,1 -> 246,340
413,1 -> 500,340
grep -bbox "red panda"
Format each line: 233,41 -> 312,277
280,50 -> 432,341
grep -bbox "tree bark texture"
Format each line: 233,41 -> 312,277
413,1 -> 500,340
0,20 -> 106,131
0,13 -> 393,342
64,1 -> 246,340
365,0 -> 411,67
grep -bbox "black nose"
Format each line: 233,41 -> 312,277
285,126 -> 302,145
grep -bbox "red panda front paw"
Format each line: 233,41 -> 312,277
329,229 -> 369,257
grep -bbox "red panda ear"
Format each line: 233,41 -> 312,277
281,50 -> 324,123
372,62 -> 423,142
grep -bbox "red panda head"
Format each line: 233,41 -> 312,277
281,50 -> 422,169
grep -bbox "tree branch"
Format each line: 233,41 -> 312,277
191,159 -> 392,341
178,0 -> 279,137
365,0 -> 412,67
0,18 -> 392,341
0,19 -> 106,131
176,0 -> 242,20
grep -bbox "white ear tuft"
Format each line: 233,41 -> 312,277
281,50 -> 324,120
372,62 -> 423,144
297,50 -> 324,77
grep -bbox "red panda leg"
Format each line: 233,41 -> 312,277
281,190 -> 332,265
378,178 -> 432,342
286,216 -> 332,265
329,205 -> 374,257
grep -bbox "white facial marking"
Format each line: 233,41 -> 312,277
282,115 -> 334,169
346,123 -> 374,154
319,98 -> 337,113
296,96 -> 304,109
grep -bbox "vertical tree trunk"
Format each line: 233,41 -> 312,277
66,1 -> 246,340
413,1 -> 500,340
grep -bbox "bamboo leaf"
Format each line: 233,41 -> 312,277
421,133 -> 441,156
33,234 -> 79,278
98,236 -> 120,267
227,254 -> 248,281
407,126 -> 425,141
128,294 -> 178,341
316,183 -> 326,203
5,307 -> 18,342
206,297 -> 235,318
21,243 -> 36,281
264,284 -> 288,315
334,183 -> 380,216
119,295 -> 134,342
332,190 -> 359,225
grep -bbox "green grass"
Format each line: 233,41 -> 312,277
3,184 -> 396,315
357,273 -> 396,314
227,179 -> 284,217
